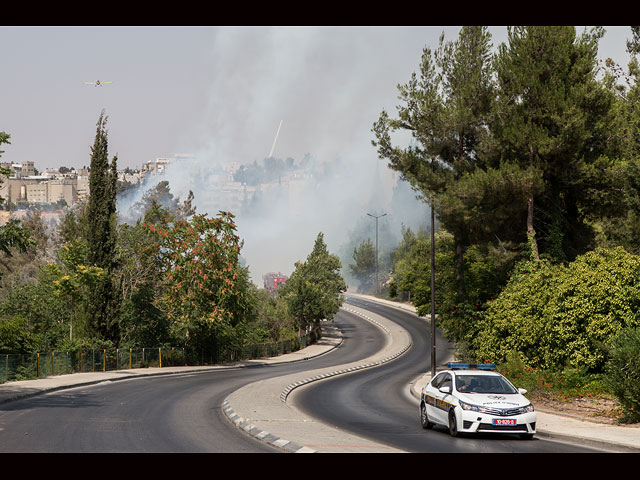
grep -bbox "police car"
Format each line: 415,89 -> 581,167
420,363 -> 536,439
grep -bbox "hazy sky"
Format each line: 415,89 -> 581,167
0,26 -> 634,172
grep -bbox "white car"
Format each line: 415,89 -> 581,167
420,363 -> 536,439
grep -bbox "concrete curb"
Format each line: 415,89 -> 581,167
221,304 -> 412,453
279,307 -> 410,402
222,399 -> 317,453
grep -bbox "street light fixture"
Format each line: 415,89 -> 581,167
367,212 -> 387,295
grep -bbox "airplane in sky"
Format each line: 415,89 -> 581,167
84,80 -> 113,86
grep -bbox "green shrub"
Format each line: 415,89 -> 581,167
473,247 -> 640,371
604,326 -> 640,422
0,315 -> 42,353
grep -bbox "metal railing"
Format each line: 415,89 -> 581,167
1,326 -> 322,384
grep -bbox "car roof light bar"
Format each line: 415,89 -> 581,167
447,362 -> 496,370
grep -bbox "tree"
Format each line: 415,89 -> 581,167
0,266 -> 70,351
0,132 -> 35,273
281,233 -> 346,333
349,238 -> 376,293
582,31 -> 640,254
0,220 -> 36,271
627,26 -> 640,56
372,26 -> 496,299
47,241 -> 104,341
146,211 -> 250,349
488,26 -> 612,262
254,288 -> 295,342
85,111 -> 120,342
125,180 -> 195,223
115,204 -> 171,347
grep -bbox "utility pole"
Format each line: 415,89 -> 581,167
367,212 -> 387,295
430,203 -> 436,376
429,156 -> 437,376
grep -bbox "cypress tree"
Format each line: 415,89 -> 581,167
86,111 -> 120,342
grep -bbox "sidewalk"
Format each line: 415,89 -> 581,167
2,294 -> 640,452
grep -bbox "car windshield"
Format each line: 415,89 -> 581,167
455,374 -> 518,394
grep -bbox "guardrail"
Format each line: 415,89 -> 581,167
1,326 -> 322,384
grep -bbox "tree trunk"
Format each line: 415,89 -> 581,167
69,298 -> 74,341
527,148 -> 540,261
527,194 -> 540,260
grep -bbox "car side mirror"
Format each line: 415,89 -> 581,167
439,386 -> 451,394
518,388 -> 528,395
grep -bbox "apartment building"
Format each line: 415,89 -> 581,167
0,161 -> 79,207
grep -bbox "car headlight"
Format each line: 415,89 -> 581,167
521,404 -> 535,413
459,400 -> 492,414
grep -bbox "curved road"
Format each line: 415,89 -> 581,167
292,296 -> 604,453
0,297 -> 604,452
0,309 -> 384,453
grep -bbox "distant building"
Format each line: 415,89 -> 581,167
0,161 -> 79,207
1,161 -> 35,178
141,158 -> 171,175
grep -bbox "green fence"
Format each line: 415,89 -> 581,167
0,326 -> 322,384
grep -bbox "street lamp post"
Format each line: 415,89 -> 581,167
430,203 -> 436,376
367,213 -> 387,295
429,157 -> 437,377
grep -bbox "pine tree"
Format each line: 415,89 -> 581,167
489,26 -> 612,261
372,26 -> 495,299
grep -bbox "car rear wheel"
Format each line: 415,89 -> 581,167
448,409 -> 459,437
420,402 -> 434,429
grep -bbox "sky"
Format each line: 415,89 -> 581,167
1,26 -> 635,285
1,26 -> 634,171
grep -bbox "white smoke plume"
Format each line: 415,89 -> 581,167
116,27 -> 433,286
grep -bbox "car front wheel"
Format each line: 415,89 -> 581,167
420,402 -> 434,429
448,409 -> 459,437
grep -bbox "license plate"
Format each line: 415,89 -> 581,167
492,418 -> 517,425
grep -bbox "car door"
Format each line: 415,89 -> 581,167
423,372 -> 445,425
432,373 -> 453,424
427,372 -> 452,425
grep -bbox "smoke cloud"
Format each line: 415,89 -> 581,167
116,27 -> 433,287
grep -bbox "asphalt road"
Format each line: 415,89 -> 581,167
0,298 -> 606,453
293,296 -> 604,453
0,309 -> 384,453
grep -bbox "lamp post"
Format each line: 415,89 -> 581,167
367,213 -> 387,295
428,154 -> 438,377
430,203 -> 436,376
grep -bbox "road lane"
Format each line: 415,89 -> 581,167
0,309 -> 384,453
292,297 -> 605,453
